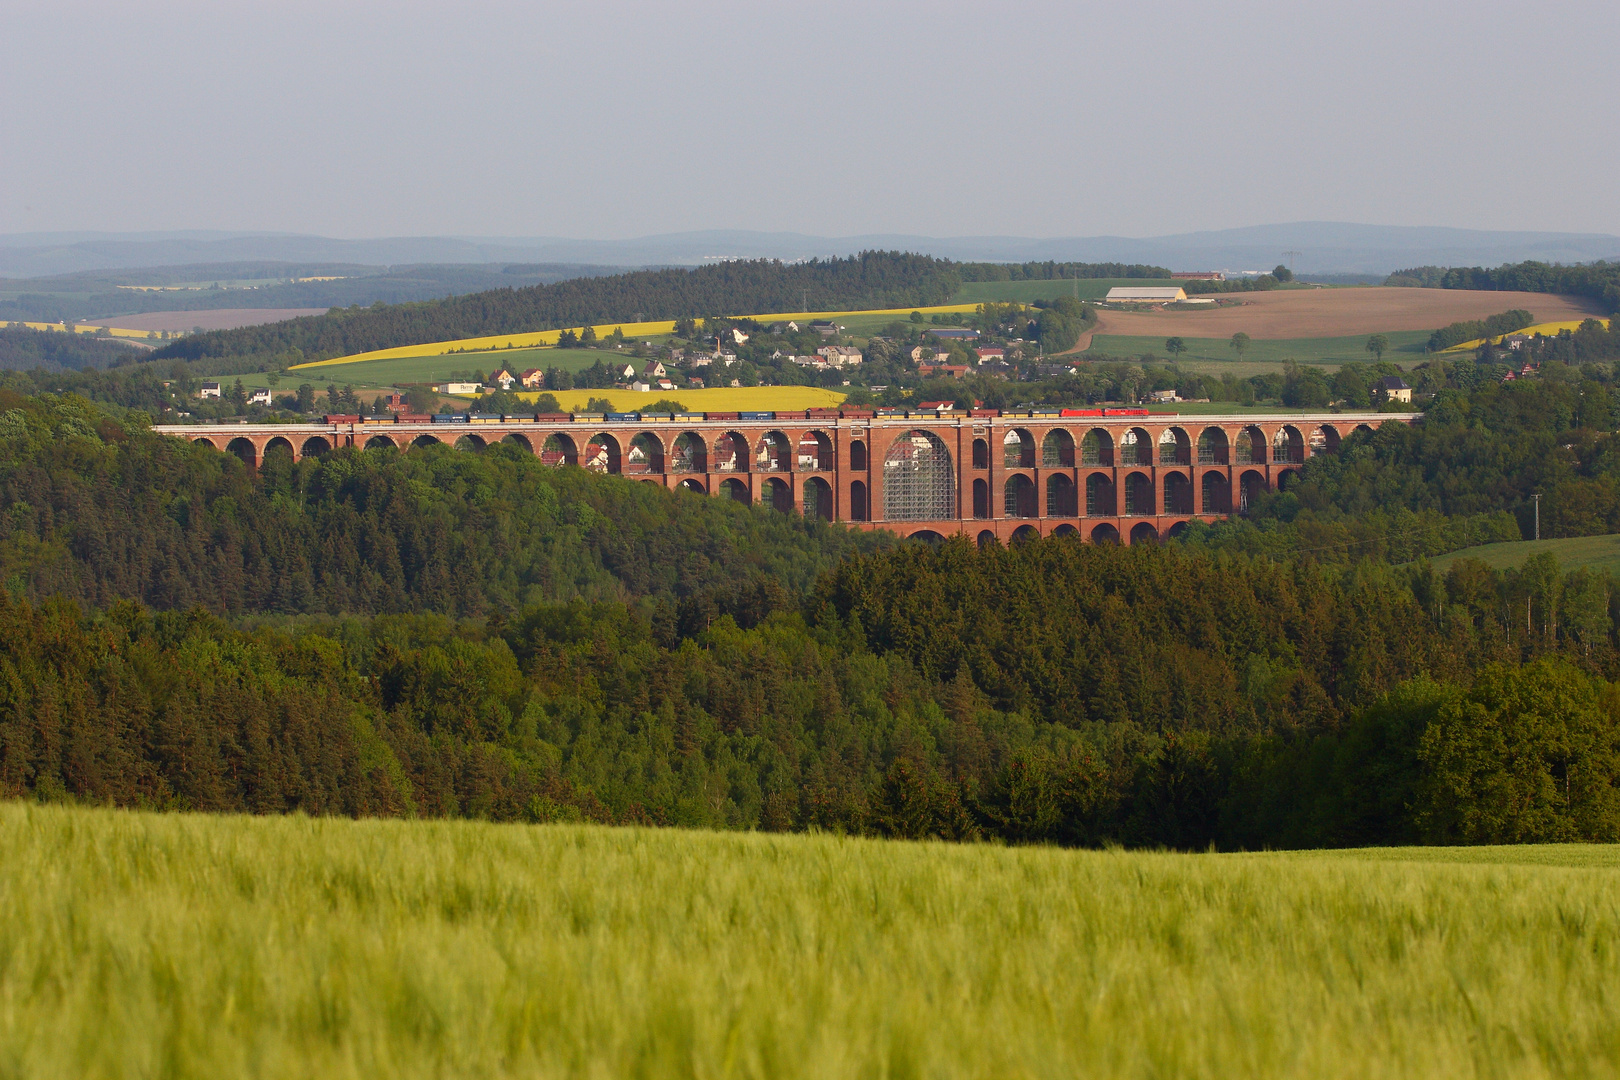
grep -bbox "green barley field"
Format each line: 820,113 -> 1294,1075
1087,330 -> 1432,365
1427,533 -> 1620,576
3,803 -> 1618,1079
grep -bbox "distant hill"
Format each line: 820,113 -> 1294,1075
0,262 -> 625,324
5,222 -> 1619,277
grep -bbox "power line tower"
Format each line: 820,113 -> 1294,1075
1282,250 -> 1302,274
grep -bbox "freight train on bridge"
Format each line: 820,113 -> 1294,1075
157,406 -> 1412,544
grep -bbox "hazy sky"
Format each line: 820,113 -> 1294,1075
4,0 -> 1618,239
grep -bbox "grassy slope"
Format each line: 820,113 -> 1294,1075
1427,534 -> 1620,575
3,803 -> 1616,1080
953,279 -> 1181,303
1088,329 -> 1432,366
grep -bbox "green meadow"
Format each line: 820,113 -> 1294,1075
1427,534 -> 1620,575
952,278 -> 1182,304
3,802 -> 1617,1079
1088,330 -> 1432,366
262,348 -> 631,392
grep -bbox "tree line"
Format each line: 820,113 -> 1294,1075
2,538 -> 1616,846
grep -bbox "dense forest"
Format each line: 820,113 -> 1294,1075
0,325 -> 148,372
4,380 -> 1620,846
151,253 -> 966,366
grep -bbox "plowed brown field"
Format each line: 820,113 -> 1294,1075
1072,287 -> 1606,351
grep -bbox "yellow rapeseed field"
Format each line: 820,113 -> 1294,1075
1443,317 -> 1612,352
289,304 -> 983,371
6,320 -> 159,340
521,386 -> 847,412
3,802 -> 1618,1080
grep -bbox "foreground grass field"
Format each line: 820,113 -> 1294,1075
3,804 -> 1617,1079
1428,533 -> 1620,575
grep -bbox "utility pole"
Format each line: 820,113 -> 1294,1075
1533,493 -> 1541,540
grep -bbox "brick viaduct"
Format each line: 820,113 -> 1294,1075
159,411 -> 1408,544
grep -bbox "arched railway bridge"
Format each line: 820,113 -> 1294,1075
158,410 -> 1412,544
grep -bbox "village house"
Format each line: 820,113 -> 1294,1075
619,363 -> 637,380
917,363 -> 970,380
1376,375 -> 1413,403
916,400 -> 957,414
248,387 -> 273,406
487,368 -> 516,390
640,360 -> 667,380
381,392 -> 407,412
974,347 -> 1005,365
519,368 -> 544,388
816,345 -> 862,368
198,381 -> 222,399
631,380 -> 651,393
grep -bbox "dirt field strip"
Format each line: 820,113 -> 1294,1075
1064,288 -> 1607,355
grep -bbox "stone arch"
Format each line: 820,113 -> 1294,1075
850,479 -> 869,521
503,432 -> 535,454
1236,425 -> 1267,465
1089,522 -> 1120,544
1162,471 -> 1192,515
1046,473 -> 1078,517
802,475 -> 833,520
761,476 -> 791,512
797,430 -> 833,472
976,530 -> 998,548
849,439 -> 868,471
720,477 -> 750,504
677,478 -> 706,494
1197,427 -> 1229,465
1157,426 -> 1191,465
1053,523 -> 1080,538
1124,471 -> 1154,516
1120,427 -> 1153,466
539,432 -> 574,466
908,529 -> 947,544
226,437 -> 257,467
264,435 -> 294,458
1277,468 -> 1303,491
191,437 -> 217,450
454,433 -> 486,452
1239,469 -> 1267,510
1272,425 -> 1305,464
672,431 -> 707,473
1081,428 -> 1114,466
628,431 -> 666,474
972,438 -> 989,470
584,432 -> 621,473
1354,424 -> 1376,437
714,431 -> 749,472
299,435 -> 331,458
1129,522 -> 1159,545
756,431 -> 792,472
1041,429 -> 1075,467
972,477 -> 990,519
1310,424 -> 1341,456
1011,524 -> 1040,544
883,429 -> 955,520
410,433 -> 442,450
1085,473 -> 1116,516
1003,428 -> 1035,468
1167,521 -> 1191,540
1004,474 -> 1037,518
364,434 -> 398,451
1201,472 -> 1231,513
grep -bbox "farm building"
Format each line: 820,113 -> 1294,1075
1105,287 -> 1188,303
816,345 -> 863,368
926,328 -> 981,341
